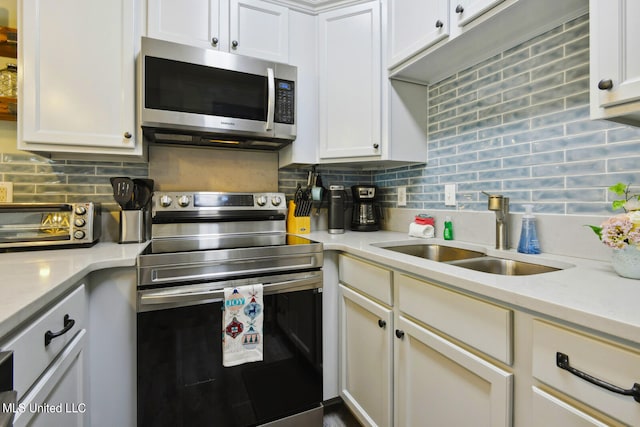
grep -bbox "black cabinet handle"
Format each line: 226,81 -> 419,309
455,4 -> 464,13
598,79 -> 613,90
378,319 -> 386,329
435,20 -> 444,29
44,314 -> 75,347
556,352 -> 640,403
395,329 -> 405,339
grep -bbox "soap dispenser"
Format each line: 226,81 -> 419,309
517,204 -> 540,254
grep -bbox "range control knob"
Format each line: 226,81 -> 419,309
74,230 -> 86,240
256,195 -> 267,206
74,205 -> 87,215
177,195 -> 190,207
74,218 -> 86,227
159,195 -> 172,207
271,196 -> 282,206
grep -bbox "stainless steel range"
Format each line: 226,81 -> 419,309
136,191 -> 324,427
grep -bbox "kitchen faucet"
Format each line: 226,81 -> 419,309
482,191 -> 509,250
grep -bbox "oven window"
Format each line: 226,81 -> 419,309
145,56 -> 268,121
137,289 -> 322,427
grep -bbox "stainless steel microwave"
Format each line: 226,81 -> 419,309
0,203 -> 101,251
138,37 -> 297,150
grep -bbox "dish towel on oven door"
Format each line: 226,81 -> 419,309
222,284 -> 264,367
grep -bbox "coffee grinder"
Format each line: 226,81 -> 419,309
351,185 -> 382,231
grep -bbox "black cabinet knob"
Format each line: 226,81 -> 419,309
598,79 -> 613,90
455,5 -> 464,14
378,319 -> 386,328
395,329 -> 405,339
211,37 -> 219,47
435,20 -> 444,29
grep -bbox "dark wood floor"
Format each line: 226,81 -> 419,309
323,400 -> 363,427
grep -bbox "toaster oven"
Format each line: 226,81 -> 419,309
0,203 -> 101,251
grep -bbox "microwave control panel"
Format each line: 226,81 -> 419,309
275,79 -> 295,124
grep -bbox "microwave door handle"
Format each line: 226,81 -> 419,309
266,67 -> 275,131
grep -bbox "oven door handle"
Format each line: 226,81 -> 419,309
138,274 -> 321,308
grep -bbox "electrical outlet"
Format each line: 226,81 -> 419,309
0,182 -> 13,203
444,184 -> 456,206
397,186 -> 407,207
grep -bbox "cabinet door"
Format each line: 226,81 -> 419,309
147,0 -> 220,50
531,387 -> 611,427
318,1 -> 381,160
590,0 -> 640,114
339,284 -> 393,427
387,0 -> 449,68
451,0 -> 505,27
229,0 -> 289,63
394,316 -> 513,427
13,331 -> 86,427
19,0 -> 139,155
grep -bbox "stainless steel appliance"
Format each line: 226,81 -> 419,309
0,203 -> 101,251
136,191 -> 323,427
351,185 -> 382,231
327,185 -> 346,234
138,37 -> 297,150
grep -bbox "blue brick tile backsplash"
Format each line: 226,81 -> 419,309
0,152 -> 148,206
281,14 -> 640,217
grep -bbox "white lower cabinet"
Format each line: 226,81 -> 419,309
13,331 -> 86,427
531,387 -> 611,427
394,315 -> 512,427
337,255 -> 512,426
339,284 -> 393,427
532,319 -> 640,426
1,285 -> 87,427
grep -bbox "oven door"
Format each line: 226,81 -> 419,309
137,272 -> 323,427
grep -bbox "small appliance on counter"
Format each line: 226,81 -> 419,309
0,202 -> 101,251
351,184 -> 382,231
111,177 -> 154,243
328,185 -> 347,234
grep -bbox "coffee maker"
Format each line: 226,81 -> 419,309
351,185 -> 382,231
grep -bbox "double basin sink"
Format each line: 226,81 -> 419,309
376,243 -> 566,276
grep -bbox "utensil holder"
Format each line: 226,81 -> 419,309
119,209 -> 150,243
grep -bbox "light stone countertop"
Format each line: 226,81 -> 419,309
304,230 -> 640,347
0,242 -> 147,339
1,232 -> 639,348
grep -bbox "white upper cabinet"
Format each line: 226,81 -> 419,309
18,0 -> 141,156
147,0 -> 221,50
318,1 -> 381,160
230,0 -> 289,63
450,0 -> 504,28
146,0 -> 289,63
389,0 -> 588,84
589,0 -> 640,125
387,0 -> 449,69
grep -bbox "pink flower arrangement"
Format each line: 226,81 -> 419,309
598,211 -> 640,249
588,183 -> 640,249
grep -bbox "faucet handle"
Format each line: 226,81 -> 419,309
482,191 -> 508,211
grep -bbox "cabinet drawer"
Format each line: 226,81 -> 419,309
397,274 -> 512,364
532,320 -> 640,426
339,255 -> 392,306
2,285 -> 86,400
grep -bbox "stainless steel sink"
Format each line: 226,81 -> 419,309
449,257 -> 560,275
376,242 -> 566,275
380,244 -> 486,262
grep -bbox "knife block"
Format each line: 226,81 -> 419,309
286,200 -> 310,234
119,209 -> 151,243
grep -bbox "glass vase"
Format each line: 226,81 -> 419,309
611,245 -> 640,279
